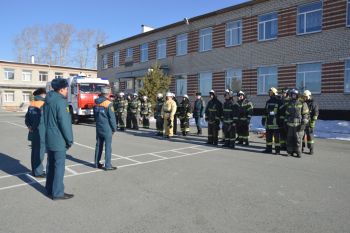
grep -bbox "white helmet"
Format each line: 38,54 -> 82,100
172,93 -> 176,97
183,94 -> 189,99
142,96 -> 147,100
133,93 -> 138,97
303,90 -> 312,97
157,93 -> 163,98
166,92 -> 172,97
119,92 -> 125,97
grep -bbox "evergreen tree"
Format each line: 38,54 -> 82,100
139,63 -> 171,108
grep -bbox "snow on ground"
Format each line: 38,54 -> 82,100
151,116 -> 350,141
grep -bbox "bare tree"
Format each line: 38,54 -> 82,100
76,29 -> 95,68
13,26 -> 41,63
12,34 -> 25,63
92,30 -> 108,69
42,25 -> 58,65
53,23 -> 75,66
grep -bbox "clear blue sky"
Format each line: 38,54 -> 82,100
0,0 -> 247,63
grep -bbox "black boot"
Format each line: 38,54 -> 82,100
230,142 -> 235,149
275,147 -> 281,155
263,146 -> 272,153
222,141 -> 229,148
309,148 -> 314,155
182,131 -> 186,136
198,130 -> 202,135
244,141 -> 249,146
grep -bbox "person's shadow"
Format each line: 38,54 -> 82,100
0,152 -> 48,197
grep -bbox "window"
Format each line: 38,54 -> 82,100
258,13 -> 278,41
140,43 -> 148,62
113,81 -> 120,92
39,71 -> 48,82
4,91 -> 15,102
347,0 -> 350,27
113,50 -> 120,67
157,39 -> 167,59
69,73 -> 78,77
22,70 -> 32,81
55,72 -> 63,79
126,80 -> 133,89
225,69 -> 242,92
176,33 -> 188,56
22,92 -> 31,103
101,54 -> 108,69
175,75 -> 187,96
345,59 -> 350,93
126,48 -> 133,59
226,20 -> 242,46
257,66 -> 278,94
135,79 -> 144,91
199,28 -> 212,52
199,72 -> 212,95
4,68 -> 15,80
297,1 -> 322,34
296,63 -> 322,93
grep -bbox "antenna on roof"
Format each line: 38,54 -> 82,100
184,18 -> 189,25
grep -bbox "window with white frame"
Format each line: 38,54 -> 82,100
22,91 -> 31,103
126,48 -> 133,59
296,63 -> 322,93
113,81 -> 120,92
258,12 -> 278,41
347,0 -> 350,27
175,75 -> 187,96
126,80 -> 133,89
225,69 -> 242,93
157,39 -> 167,59
4,91 -> 15,102
55,72 -> 63,79
297,1 -> 322,34
39,71 -> 48,82
257,66 -> 278,94
113,50 -> 120,67
22,70 -> 32,81
226,20 -> 242,46
199,28 -> 212,52
135,79 -> 144,91
101,54 -> 108,69
140,43 -> 148,62
199,72 -> 212,95
345,59 -> 350,93
176,33 -> 188,56
69,73 -> 78,77
4,68 -> 15,80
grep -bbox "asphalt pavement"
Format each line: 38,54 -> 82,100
0,112 -> 349,233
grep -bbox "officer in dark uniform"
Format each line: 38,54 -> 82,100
44,78 -> 73,200
140,95 -> 152,129
129,93 -> 141,130
193,92 -> 205,135
236,91 -> 253,146
222,90 -> 239,148
94,87 -> 117,170
262,87 -> 282,155
155,93 -> 164,136
302,90 -> 319,155
172,94 -> 179,135
205,90 -> 223,145
284,89 -> 309,157
116,92 -> 128,131
278,87 -> 290,151
25,88 -> 46,178
126,93 -> 132,129
111,94 -> 118,128
178,94 -> 192,136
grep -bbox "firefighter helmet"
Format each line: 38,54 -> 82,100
269,87 -> 278,95
303,90 -> 312,97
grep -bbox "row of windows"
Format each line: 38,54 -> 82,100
174,60 -> 350,96
2,68 -> 78,82
2,91 -> 32,103
102,1 -> 350,69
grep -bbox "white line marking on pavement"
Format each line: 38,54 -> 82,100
5,121 -> 27,128
25,174 -> 40,183
65,167 -> 79,175
148,153 -> 167,159
170,150 -> 190,155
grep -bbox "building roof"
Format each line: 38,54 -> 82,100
98,0 -> 268,50
0,60 -> 97,72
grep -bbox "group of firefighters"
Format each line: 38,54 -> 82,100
110,87 -> 319,158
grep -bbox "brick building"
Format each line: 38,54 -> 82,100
0,60 -> 96,111
97,0 -> 350,118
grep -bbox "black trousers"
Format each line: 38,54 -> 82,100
223,123 -> 236,145
303,126 -> 315,150
156,116 -> 163,133
141,114 -> 150,128
194,117 -> 202,132
266,128 -> 280,151
173,115 -> 178,135
237,121 -> 249,143
287,126 -> 303,154
208,121 -> 220,144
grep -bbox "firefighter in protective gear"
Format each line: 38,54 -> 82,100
140,96 -> 152,129
116,92 -> 128,131
178,94 -> 192,136
161,92 -> 177,138
94,87 -> 117,170
220,89 -> 231,143
25,88 -> 47,178
111,94 -> 118,127
262,87 -> 283,154
172,93 -> 179,135
284,89 -> 309,157
193,92 -> 205,135
237,91 -> 253,146
128,93 -> 141,130
278,87 -> 290,150
302,90 -> 319,155
155,93 -> 164,136
126,94 -> 132,128
221,90 -> 239,148
205,90 -> 223,145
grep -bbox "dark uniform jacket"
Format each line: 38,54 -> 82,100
178,99 -> 192,118
154,99 -> 164,118
193,98 -> 205,118
237,99 -> 254,124
129,99 -> 141,114
116,98 -> 128,115
140,100 -> 152,116
205,97 -> 223,123
222,99 -> 239,124
285,99 -> 309,129
44,91 -> 73,151
262,96 -> 282,129
94,96 -> 117,136
25,96 -> 45,142
305,99 -> 319,128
